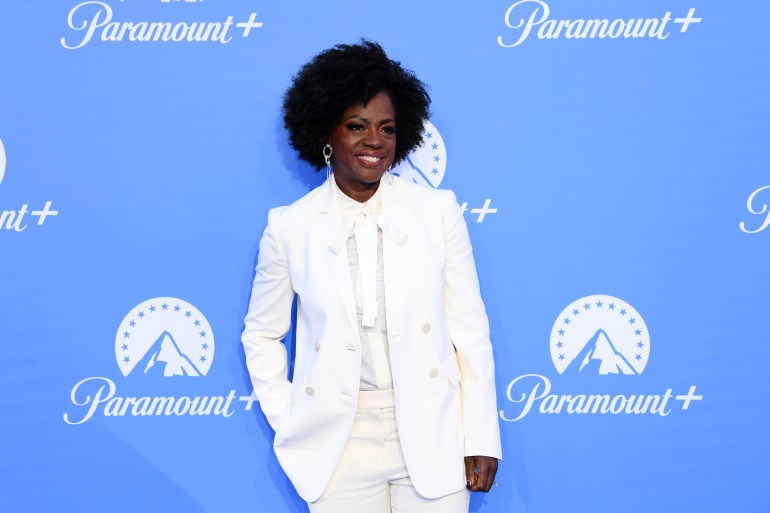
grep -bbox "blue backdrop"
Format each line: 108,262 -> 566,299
1,1 -> 769,512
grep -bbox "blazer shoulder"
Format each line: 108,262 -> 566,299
267,181 -> 327,227
393,177 -> 459,215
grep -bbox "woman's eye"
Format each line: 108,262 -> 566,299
382,126 -> 396,135
347,123 -> 364,131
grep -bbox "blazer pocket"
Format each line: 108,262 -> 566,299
442,354 -> 462,388
276,381 -> 303,436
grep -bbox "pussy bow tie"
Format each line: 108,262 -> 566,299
352,204 -> 378,328
331,202 -> 406,328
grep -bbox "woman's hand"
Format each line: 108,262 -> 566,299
464,455 -> 498,492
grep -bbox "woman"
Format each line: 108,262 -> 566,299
242,41 -> 501,513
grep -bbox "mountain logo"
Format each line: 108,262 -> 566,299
0,136 -> 6,185
115,297 -> 214,377
392,120 -> 447,188
549,295 -> 649,375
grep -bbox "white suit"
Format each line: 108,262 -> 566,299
242,176 -> 502,502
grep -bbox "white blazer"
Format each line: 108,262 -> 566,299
242,176 -> 502,502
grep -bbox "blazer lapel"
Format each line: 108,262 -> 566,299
380,179 -> 408,337
319,178 -> 361,344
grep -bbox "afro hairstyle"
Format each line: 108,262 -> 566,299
282,40 -> 431,170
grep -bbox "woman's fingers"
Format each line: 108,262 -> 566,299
464,456 -> 499,492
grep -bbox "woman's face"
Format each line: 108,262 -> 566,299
328,91 -> 396,201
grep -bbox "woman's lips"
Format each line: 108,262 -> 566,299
356,154 -> 385,166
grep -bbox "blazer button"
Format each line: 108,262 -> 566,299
314,343 -> 321,352
305,386 -> 315,396
422,323 -> 431,334
429,368 -> 439,378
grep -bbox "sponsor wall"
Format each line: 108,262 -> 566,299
1,1 -> 768,512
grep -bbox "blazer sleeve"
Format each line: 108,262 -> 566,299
241,207 -> 295,431
441,190 -> 503,459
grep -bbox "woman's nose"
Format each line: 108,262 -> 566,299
363,128 -> 383,147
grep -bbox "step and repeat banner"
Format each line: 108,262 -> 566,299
1,1 -> 768,512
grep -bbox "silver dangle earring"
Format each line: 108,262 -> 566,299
323,144 -> 333,180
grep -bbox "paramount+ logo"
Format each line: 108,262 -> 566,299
61,0 -> 265,49
498,295 -> 703,422
63,297 -> 264,425
497,1 -> 702,48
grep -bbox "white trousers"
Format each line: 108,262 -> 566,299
308,389 -> 469,513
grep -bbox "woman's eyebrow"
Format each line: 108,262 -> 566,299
345,115 -> 395,125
